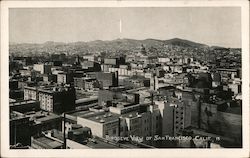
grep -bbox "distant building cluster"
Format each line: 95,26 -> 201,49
9,44 -> 242,149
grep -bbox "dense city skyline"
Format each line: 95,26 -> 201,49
9,7 -> 241,48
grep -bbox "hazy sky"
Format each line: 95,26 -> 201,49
9,7 -> 241,47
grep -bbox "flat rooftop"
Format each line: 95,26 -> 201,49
10,100 -> 38,106
75,96 -> 98,104
84,139 -> 120,149
24,85 -> 73,93
75,110 -> 120,124
10,111 -> 29,120
86,112 -> 120,124
121,111 -> 141,119
115,102 -> 132,108
69,110 -> 94,118
33,136 -> 63,149
24,111 -> 61,123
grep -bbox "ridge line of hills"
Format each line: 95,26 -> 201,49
10,38 -> 240,54
9,38 -> 211,48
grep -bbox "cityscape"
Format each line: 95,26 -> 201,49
8,7 -> 242,149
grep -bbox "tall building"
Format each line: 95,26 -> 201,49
24,85 -> 76,114
157,98 -> 191,136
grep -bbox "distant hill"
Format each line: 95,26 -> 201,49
9,38 -> 219,55
163,38 -> 208,48
83,38 -> 209,51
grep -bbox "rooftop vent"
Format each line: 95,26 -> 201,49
100,119 -> 105,123
95,116 -> 99,120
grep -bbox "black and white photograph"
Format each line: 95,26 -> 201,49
1,1 -> 249,158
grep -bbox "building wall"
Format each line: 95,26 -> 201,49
216,111 -> 241,144
98,90 -> 114,106
34,64 -> 51,74
34,64 -> 44,74
125,117 -> 141,136
96,72 -> 118,88
104,58 -> 117,65
24,87 -> 37,100
39,93 -> 53,112
10,80 -> 18,90
150,106 -> 162,136
228,83 -> 241,95
57,73 -> 67,84
10,117 -> 31,146
25,86 -> 75,113
10,100 -> 40,113
140,112 -> 152,137
200,102 -> 242,145
184,101 -> 192,128
109,67 -> 133,76
77,117 -> 104,138
158,57 -> 171,63
74,78 -> 85,89
102,120 -> 119,137
158,99 -> 190,136
53,88 -> 76,113
157,100 -> 174,136
190,100 -> 201,128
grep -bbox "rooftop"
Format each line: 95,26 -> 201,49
10,111 -> 29,120
24,84 -> 74,93
33,136 -> 63,149
75,96 -> 98,104
78,111 -> 120,124
10,100 -> 38,107
121,111 -> 141,119
85,138 -> 119,148
68,110 -> 94,118
24,111 -> 61,124
115,102 -> 132,108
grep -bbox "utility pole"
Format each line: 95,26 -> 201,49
63,113 -> 66,149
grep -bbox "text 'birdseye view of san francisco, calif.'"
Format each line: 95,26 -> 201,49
9,7 -> 242,149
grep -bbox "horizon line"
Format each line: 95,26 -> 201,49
9,37 -> 241,49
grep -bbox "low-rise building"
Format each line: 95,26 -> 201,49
76,111 -> 120,138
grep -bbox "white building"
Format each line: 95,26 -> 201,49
33,63 -> 52,74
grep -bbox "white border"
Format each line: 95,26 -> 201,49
1,1 -> 249,158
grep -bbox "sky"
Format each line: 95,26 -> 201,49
9,7 -> 241,47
